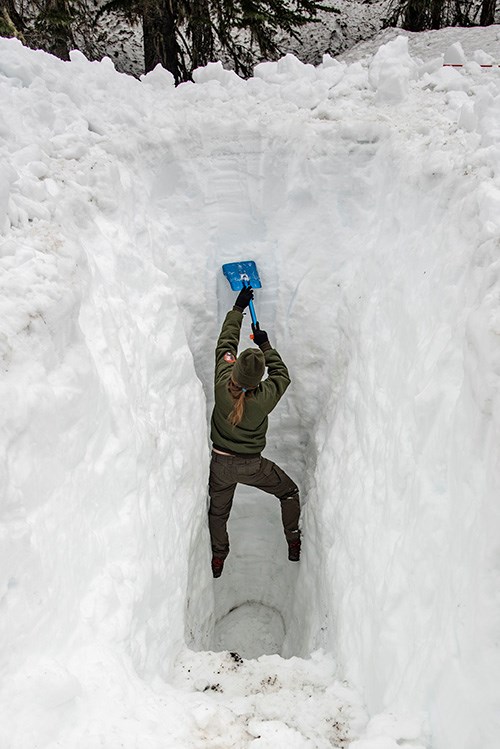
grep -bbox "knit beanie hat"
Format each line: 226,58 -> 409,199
233,348 -> 265,389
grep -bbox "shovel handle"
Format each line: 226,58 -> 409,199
248,299 -> 258,327
242,280 -> 259,329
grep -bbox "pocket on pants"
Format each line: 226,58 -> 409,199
209,458 -> 234,488
235,458 -> 261,479
258,457 -> 276,477
257,459 -> 298,496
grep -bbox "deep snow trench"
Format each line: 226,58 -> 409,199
145,87 -> 460,666
2,29 -> 500,749
148,112 -> 377,660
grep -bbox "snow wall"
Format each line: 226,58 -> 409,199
1,32 -> 500,748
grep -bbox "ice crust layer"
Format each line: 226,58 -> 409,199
1,28 -> 500,749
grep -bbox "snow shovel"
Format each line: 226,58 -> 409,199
222,260 -> 261,330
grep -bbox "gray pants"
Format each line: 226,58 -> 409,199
208,452 -> 300,558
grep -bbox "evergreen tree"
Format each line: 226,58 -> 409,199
35,0 -> 75,59
0,0 -> 92,63
142,0 -> 181,80
0,0 -> 25,39
479,0 -> 495,25
99,0 -> 334,82
385,0 -> 496,31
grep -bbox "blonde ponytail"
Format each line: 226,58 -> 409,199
227,377 -> 253,426
228,390 -> 246,426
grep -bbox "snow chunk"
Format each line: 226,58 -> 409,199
28,161 -> 50,179
443,42 -> 467,66
140,63 -> 175,89
317,56 -> 346,87
254,53 -> 317,84
369,36 -> 418,103
473,89 -> 500,146
421,65 -> 471,93
321,53 -> 339,68
277,53 -> 316,80
247,718 -> 306,747
253,60 -> 279,82
458,101 -> 477,132
0,164 -> 17,232
192,61 -> 243,87
472,49 -> 496,66
68,49 -> 89,65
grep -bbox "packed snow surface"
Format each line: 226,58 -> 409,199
1,25 -> 500,749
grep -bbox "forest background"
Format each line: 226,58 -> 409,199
0,0 -> 498,83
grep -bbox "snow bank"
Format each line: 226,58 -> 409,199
283,32 -> 500,749
1,27 -> 500,749
0,40 -> 211,746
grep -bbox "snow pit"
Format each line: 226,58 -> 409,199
2,27 -> 500,749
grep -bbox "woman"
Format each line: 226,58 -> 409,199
209,285 -> 301,578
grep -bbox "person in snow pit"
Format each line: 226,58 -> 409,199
209,285 -> 301,578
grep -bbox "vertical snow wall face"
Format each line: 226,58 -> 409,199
276,49 -> 500,749
1,34 -> 500,748
0,41 -> 213,745
140,44 -> 500,747
146,49 -> 500,747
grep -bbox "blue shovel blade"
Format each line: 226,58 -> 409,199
222,260 -> 262,290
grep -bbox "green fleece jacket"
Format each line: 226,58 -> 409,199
210,309 -> 290,455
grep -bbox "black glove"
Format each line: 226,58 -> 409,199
252,323 -> 270,349
234,285 -> 253,311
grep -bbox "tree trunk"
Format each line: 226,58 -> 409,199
143,0 -> 180,82
480,0 -> 496,25
429,0 -> 442,28
403,0 -> 429,31
190,0 -> 213,70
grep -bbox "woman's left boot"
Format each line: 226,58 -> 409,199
212,556 -> 225,578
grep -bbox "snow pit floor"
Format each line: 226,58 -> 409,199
173,649 -> 366,749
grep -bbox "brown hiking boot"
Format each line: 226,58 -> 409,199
212,556 -> 225,578
287,538 -> 301,561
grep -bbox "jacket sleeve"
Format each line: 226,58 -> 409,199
215,309 -> 243,385
259,347 -> 291,412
